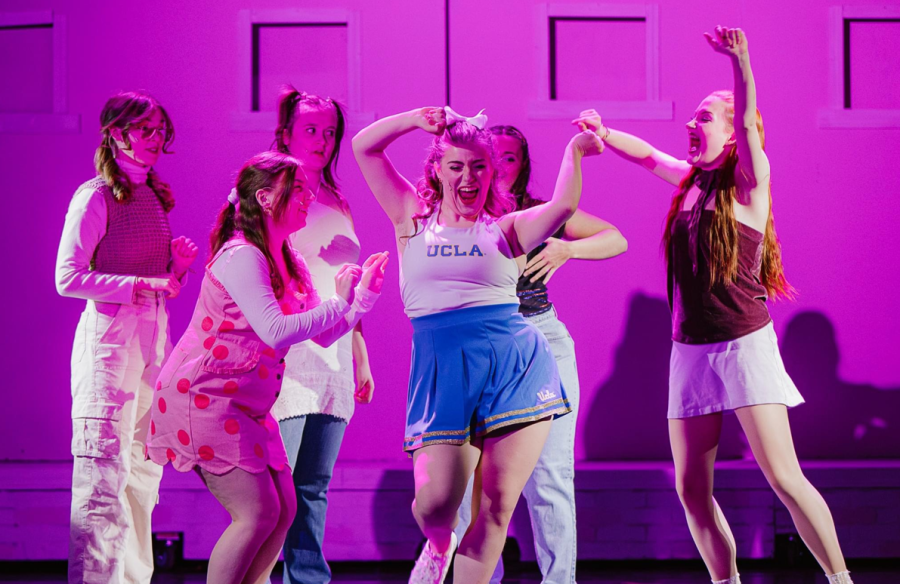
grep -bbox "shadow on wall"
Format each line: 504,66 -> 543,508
782,311 -> 900,459
582,292 -> 746,461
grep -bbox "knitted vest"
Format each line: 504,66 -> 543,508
82,177 -> 172,276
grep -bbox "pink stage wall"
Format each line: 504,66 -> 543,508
2,0 -> 900,470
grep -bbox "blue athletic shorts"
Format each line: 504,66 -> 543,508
403,303 -> 571,452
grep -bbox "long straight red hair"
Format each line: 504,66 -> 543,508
662,91 -> 794,299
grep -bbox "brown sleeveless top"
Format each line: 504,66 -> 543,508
667,210 -> 771,344
85,177 -> 172,277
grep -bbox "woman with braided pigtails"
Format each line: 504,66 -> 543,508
579,27 -> 852,584
56,91 -> 198,584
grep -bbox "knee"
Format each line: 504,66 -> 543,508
413,494 -> 459,528
675,476 -> 712,512
477,489 -> 519,528
241,498 -> 282,540
280,492 -> 298,531
767,469 -> 808,505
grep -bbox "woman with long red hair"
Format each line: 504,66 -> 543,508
577,27 -> 852,584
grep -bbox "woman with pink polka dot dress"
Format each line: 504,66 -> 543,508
146,151 -> 387,584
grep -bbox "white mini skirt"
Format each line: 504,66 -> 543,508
668,322 -> 804,419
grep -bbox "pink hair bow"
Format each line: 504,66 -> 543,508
444,106 -> 488,130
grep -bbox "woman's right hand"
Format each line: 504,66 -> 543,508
359,252 -> 390,294
413,107 -> 446,134
135,274 -> 181,298
334,264 -> 363,303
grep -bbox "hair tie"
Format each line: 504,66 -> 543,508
444,106 -> 488,130
227,188 -> 239,206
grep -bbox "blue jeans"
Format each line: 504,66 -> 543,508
455,308 -> 580,584
279,414 -> 348,584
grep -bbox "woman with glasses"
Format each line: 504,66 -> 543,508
268,86 -> 372,584
55,90 -> 198,584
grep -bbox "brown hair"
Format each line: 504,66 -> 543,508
273,85 -> 348,211
407,121 -> 515,238
209,151 -> 315,300
94,90 -> 175,212
663,90 -> 793,299
490,124 -> 542,211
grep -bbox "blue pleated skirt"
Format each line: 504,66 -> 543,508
404,303 -> 571,452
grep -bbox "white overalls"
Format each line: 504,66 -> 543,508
56,165 -> 173,584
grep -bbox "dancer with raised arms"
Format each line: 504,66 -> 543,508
578,26 -> 852,584
353,106 -> 602,584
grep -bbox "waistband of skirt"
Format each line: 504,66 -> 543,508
410,303 -> 521,331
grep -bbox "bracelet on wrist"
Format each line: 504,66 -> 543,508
599,125 -> 611,141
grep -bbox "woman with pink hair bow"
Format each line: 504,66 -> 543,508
353,106 -> 604,584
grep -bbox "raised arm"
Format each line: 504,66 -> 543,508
706,26 -> 770,216
572,109 -> 690,187
522,210 -> 628,283
352,108 -> 445,228
501,131 -> 604,255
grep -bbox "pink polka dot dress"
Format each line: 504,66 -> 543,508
147,239 -> 312,475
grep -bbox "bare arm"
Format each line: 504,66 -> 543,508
706,26 -> 770,219
522,209 -> 627,283
351,322 -> 374,403
352,108 -> 445,228
501,131 -> 604,255
571,109 -> 690,187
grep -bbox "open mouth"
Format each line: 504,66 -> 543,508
457,186 -> 479,204
688,135 -> 701,154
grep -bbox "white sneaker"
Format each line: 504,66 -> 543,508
409,531 -> 458,584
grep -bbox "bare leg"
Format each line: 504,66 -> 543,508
735,404 -> 848,575
412,443 -> 482,554
243,466 -> 298,584
200,467 -> 282,584
454,419 -> 552,584
669,414 -> 738,581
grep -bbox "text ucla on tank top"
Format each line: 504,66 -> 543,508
400,211 -> 520,318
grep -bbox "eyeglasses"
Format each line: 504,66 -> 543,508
128,125 -> 168,142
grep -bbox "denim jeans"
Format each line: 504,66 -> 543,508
455,307 -> 580,584
279,414 -> 348,584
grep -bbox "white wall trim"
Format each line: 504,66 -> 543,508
818,5 -> 900,129
530,3 -> 672,121
231,8 -> 371,132
0,11 -> 80,134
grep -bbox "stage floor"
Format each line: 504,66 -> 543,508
2,562 -> 898,583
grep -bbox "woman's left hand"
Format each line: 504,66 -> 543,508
355,363 -> 375,404
523,237 -> 572,283
704,25 -> 749,59
171,236 -> 199,277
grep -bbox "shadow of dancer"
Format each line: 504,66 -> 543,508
583,292 -> 745,460
781,311 -> 900,459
